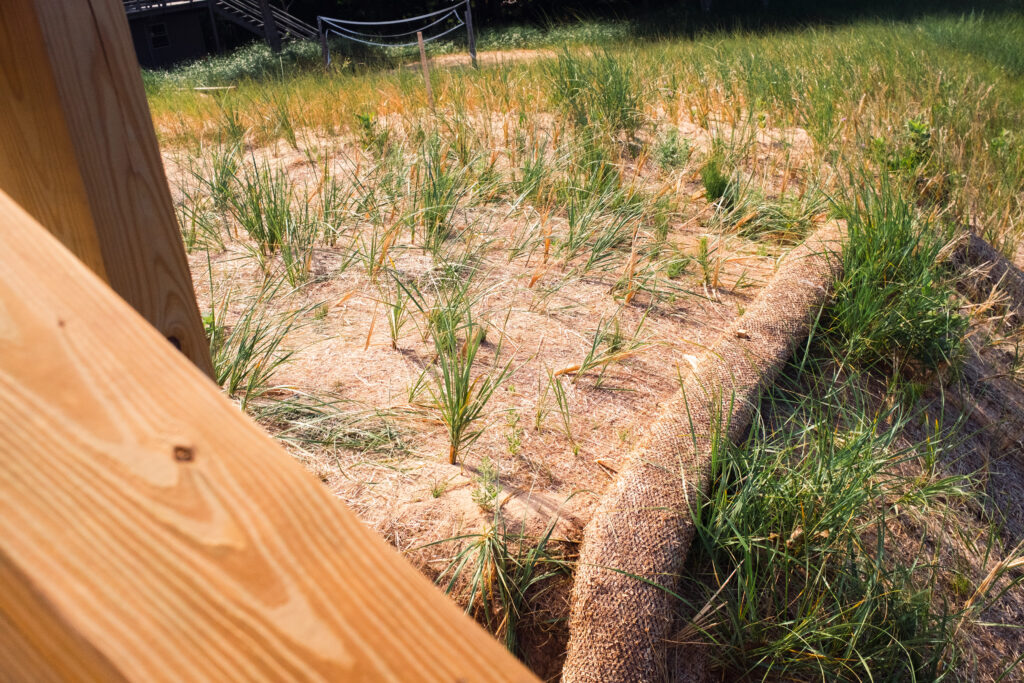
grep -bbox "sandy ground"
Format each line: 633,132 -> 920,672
163,109 -> 1024,678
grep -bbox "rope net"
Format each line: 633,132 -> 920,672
318,0 -> 469,57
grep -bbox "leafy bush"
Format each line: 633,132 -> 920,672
143,40 -> 325,91
656,128 -> 691,170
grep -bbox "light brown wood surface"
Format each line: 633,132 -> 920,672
0,0 -> 212,376
0,189 -> 536,682
0,0 -> 107,277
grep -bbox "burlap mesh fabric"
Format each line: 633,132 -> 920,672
563,226 -> 843,683
951,232 -> 1024,327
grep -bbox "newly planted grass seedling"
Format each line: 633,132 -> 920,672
506,409 -> 523,455
582,209 -> 641,275
430,516 -> 568,655
472,455 -> 501,511
206,275 -> 311,410
195,142 -> 239,212
557,311 -> 650,386
409,134 -> 473,254
693,236 -> 720,289
515,138 -> 552,204
545,369 -> 575,450
356,221 -> 400,283
175,186 -> 224,253
316,162 -> 353,246
398,265 -> 512,465
378,277 -> 411,350
429,311 -> 513,465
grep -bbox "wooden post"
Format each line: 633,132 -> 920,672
319,18 -> 330,68
258,0 -> 282,52
465,0 -> 478,68
417,31 -> 435,108
0,0 -> 214,378
207,0 -> 222,53
0,190 -> 538,682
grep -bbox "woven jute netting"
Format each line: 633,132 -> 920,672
562,225 -> 844,683
951,231 -> 1024,328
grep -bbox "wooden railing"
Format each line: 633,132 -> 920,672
0,1 -> 535,679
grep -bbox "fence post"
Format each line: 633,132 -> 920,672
417,31 -> 435,108
0,0 -> 214,377
258,0 -> 282,52
465,0 -> 477,68
207,0 -> 221,53
319,18 -> 329,67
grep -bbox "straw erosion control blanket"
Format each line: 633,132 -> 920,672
563,224 -> 844,683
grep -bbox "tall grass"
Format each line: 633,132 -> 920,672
546,49 -> 646,138
206,275 -> 311,410
147,12 -> 1024,256
684,345 -> 1022,679
228,159 -> 319,284
398,263 -> 513,465
409,134 -> 473,254
827,175 -> 967,373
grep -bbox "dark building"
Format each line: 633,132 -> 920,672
126,2 -> 214,68
123,1 -> 318,69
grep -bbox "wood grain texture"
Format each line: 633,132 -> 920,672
0,0 -> 212,376
0,1 -> 107,277
0,190 -> 536,682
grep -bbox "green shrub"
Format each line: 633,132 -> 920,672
701,154 -> 735,207
656,128 -> 691,170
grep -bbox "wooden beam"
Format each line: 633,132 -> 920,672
0,189 -> 537,682
0,0 -> 213,376
258,0 -> 282,52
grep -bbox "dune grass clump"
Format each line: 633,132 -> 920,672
827,176 -> 967,373
399,264 -> 513,465
431,516 -> 569,656
206,276 -> 312,410
685,354 -> 1022,679
227,160 -> 319,285
410,134 -> 473,254
546,48 -> 646,138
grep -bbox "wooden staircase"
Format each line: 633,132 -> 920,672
123,0 -> 318,42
